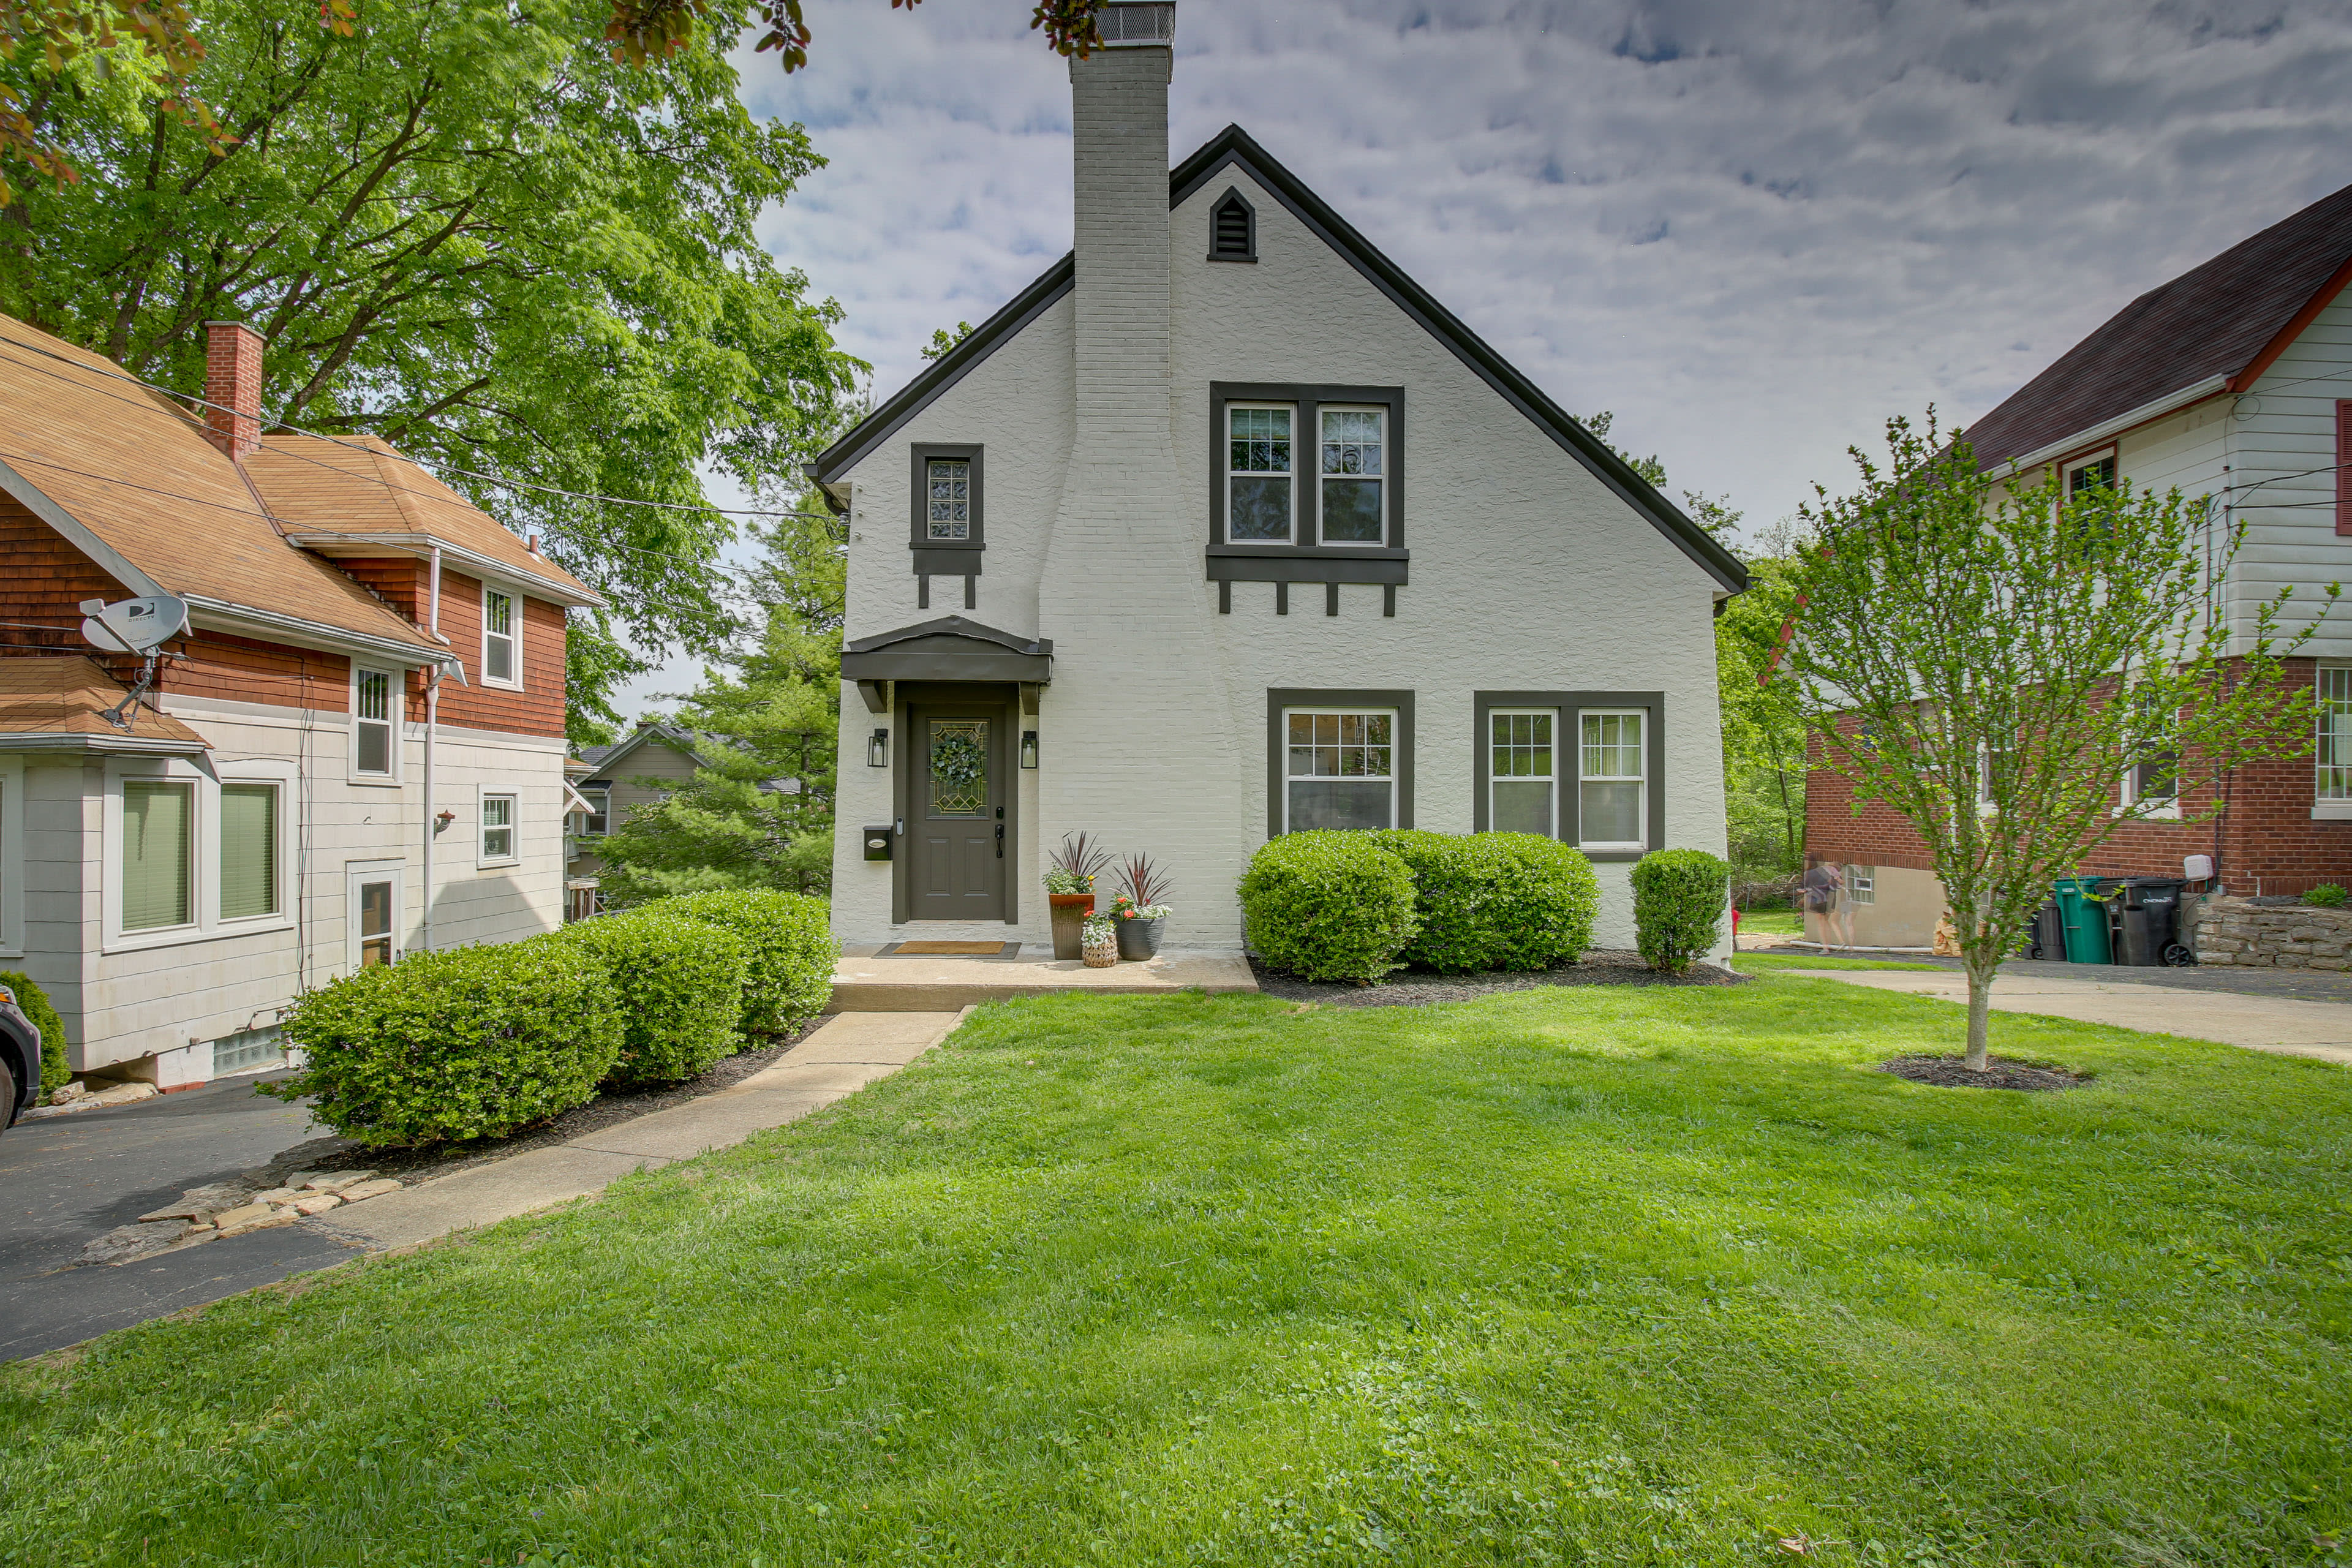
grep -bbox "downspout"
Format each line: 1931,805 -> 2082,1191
423,545 -> 445,954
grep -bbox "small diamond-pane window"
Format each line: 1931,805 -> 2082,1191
927,459 -> 970,540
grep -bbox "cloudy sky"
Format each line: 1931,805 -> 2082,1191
616,0 -> 2352,716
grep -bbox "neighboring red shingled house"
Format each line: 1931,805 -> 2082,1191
1803,182 -> 2352,948
0,314 -> 605,1090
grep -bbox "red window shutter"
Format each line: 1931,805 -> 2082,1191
2339,400 -> 2352,536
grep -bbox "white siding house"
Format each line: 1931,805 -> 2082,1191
813,3 -> 1746,955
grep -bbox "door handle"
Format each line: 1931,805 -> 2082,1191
995,823 -> 1005,858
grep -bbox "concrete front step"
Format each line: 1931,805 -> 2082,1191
827,945 -> 1257,1012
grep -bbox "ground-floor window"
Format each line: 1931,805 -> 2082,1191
123,779 -> 194,931
1472,691 -> 1662,856
1845,864 -> 1876,905
1283,708 -> 1396,831
1488,709 -> 1555,835
219,782 -> 279,920
1579,710 -> 1646,850
2318,665 -> 2352,801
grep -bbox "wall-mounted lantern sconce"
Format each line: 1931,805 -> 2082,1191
1020,730 -> 1039,769
868,727 -> 890,769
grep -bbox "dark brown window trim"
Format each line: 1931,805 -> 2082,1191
1209,382 -> 1404,553
909,443 -> 985,561
1265,687 -> 1414,837
1471,690 -> 1665,861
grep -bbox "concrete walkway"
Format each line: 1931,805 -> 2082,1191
317,1011 -> 965,1253
831,944 -> 1256,1011
1776,967 -> 2352,1064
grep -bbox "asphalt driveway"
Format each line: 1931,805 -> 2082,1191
0,1071 -> 359,1362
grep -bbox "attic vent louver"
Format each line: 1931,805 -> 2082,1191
1209,189 -> 1256,263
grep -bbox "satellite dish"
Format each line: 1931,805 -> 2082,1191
79,595 -> 188,656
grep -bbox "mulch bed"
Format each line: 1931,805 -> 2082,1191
1248,949 -> 1745,1009
246,1022 -> 821,1189
1879,1054 -> 2089,1092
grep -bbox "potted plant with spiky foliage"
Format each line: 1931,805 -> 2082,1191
1108,853 -> 1174,960
1044,832 -> 1111,960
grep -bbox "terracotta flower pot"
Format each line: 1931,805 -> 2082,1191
1048,892 -> 1094,960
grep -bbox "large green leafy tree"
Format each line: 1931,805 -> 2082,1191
1585,412 -> 1805,887
0,0 -> 858,738
593,500 -> 845,903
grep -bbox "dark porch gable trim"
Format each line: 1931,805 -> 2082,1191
806,258 -> 1076,494
839,615 -> 1053,685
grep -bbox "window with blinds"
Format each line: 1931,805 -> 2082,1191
220,783 -> 278,919
123,780 -> 192,930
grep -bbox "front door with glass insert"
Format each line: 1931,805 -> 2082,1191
345,861 -> 404,971
906,701 -> 1007,921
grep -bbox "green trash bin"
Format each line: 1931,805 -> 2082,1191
2054,876 -> 2113,964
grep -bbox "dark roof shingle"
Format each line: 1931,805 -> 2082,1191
1963,181 -> 2352,468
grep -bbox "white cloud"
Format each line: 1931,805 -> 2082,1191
617,0 -> 2352,719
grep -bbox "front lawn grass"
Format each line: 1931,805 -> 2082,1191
6,978 -> 2350,1567
1735,952 -> 1947,973
1733,907 -> 1803,937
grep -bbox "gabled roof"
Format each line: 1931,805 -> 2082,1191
808,126 -> 1747,595
576,720 -> 703,774
1964,181 -> 2352,470
244,435 -> 602,608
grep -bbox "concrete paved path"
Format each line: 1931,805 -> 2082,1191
314,1011 -> 965,1253
1776,968 -> 2352,1064
4,1012 -> 963,1361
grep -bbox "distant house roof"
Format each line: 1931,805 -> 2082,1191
1964,181 -> 2352,470
0,656 -> 211,754
576,720 -> 703,774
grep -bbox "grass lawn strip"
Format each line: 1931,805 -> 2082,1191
4,978 -> 2348,1567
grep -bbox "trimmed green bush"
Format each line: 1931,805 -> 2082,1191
559,910 -> 749,1086
1369,831 -> 1601,973
0,970 -> 69,1093
1632,848 -> 1732,974
265,939 -> 623,1148
2303,883 -> 2348,909
1238,831 -> 1419,984
1479,834 -> 1604,970
645,888 -> 836,1032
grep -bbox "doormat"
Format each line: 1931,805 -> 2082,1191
875,941 -> 1023,960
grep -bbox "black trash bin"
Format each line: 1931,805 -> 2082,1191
2108,878 -> 2193,967
2023,899 -> 2066,960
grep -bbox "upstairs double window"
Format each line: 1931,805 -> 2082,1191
1210,385 -> 1402,552
1225,404 -> 1388,546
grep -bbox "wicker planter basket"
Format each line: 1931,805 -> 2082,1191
1081,921 -> 1120,968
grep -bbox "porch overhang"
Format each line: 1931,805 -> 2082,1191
840,616 -> 1052,706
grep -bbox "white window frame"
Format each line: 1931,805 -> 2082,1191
478,787 -> 519,867
1280,706 -> 1398,833
1226,402 -> 1297,545
1487,707 -> 1558,838
571,785 -> 610,839
2316,664 -> 2352,819
345,859 -> 406,974
351,664 -> 400,783
2120,695 -> 2182,820
481,586 -> 522,691
216,777 -> 289,924
100,758 -> 298,954
1577,709 -> 1648,852
2065,447 -> 2118,498
1316,405 -> 1387,548
1845,864 -> 1876,906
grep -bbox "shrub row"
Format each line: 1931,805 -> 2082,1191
273,889 -> 837,1148
1240,834 -> 1730,983
1238,831 -> 1603,984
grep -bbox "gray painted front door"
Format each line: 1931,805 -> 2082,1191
907,701 -> 1006,920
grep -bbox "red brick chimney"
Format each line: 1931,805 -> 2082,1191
202,320 -> 264,458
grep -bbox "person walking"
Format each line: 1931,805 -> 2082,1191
1799,862 -> 1850,952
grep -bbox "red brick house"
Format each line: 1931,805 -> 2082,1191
1804,181 -> 2352,948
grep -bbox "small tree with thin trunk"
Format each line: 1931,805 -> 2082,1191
1784,413 -> 2333,1072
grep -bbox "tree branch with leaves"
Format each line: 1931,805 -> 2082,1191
1784,412 -> 2334,1070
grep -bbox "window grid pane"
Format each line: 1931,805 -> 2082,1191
1228,406 -> 1292,542
220,783 -> 277,919
123,780 -> 192,930
1319,409 -> 1384,543
1490,710 -> 1555,835
356,669 -> 389,723
483,794 -> 515,859
1284,709 -> 1394,831
1579,712 -> 1645,845
485,592 -> 513,636
2320,668 -> 2352,801
927,459 -> 971,541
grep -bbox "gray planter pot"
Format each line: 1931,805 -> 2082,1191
1116,915 -> 1166,960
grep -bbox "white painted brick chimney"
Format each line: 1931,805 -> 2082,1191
1036,1 -> 1251,941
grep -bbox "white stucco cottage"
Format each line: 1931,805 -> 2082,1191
813,1 -> 1746,952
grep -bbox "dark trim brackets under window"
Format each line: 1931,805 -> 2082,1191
1208,188 -> 1256,262
910,443 -> 983,609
